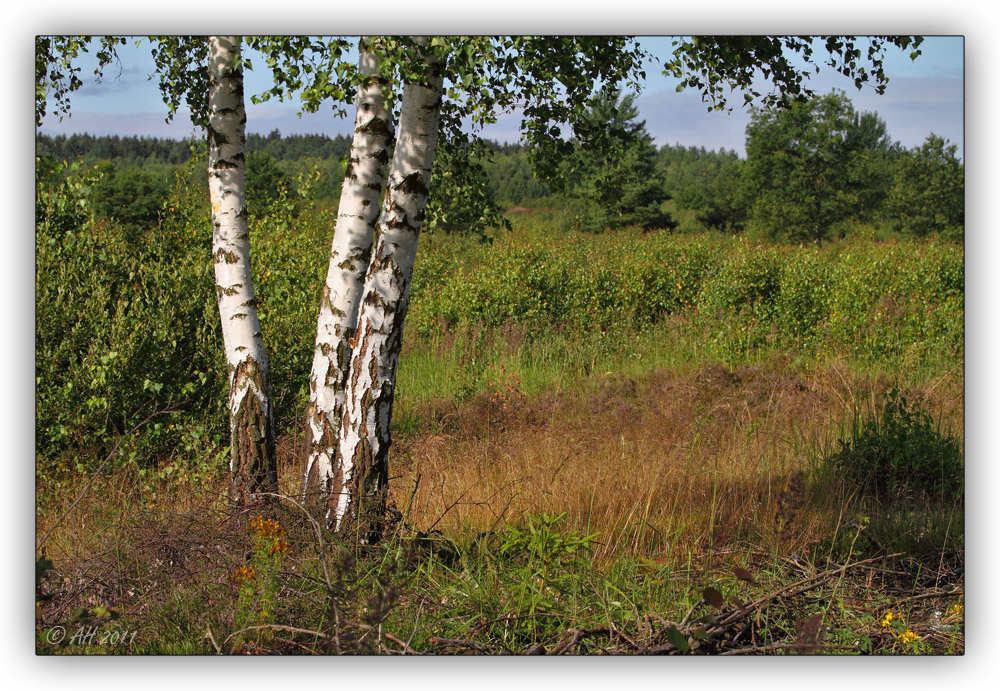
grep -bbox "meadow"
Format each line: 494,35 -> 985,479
35,177 -> 964,654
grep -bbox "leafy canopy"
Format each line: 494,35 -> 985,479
35,36 -> 126,126
887,134 -> 964,237
741,90 -> 894,245
664,36 -> 924,111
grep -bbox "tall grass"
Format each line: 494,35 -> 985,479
35,197 -> 964,655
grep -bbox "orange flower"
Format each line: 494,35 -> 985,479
232,564 -> 256,584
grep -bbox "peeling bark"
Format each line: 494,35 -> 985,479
331,38 -> 444,540
208,35 -> 277,505
301,39 -> 396,513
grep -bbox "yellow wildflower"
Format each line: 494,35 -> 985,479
898,630 -> 919,645
881,611 -> 895,629
232,564 -> 256,584
270,537 -> 291,555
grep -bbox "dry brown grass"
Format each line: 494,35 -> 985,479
37,357 -> 962,567
388,358 -> 963,560
34,357 -> 964,655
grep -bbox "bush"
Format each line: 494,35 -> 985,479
824,389 -> 963,502
90,164 -> 170,231
35,157 -> 100,237
245,151 -> 292,216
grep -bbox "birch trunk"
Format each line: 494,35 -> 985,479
331,40 -> 444,538
208,35 -> 277,505
301,40 -> 395,511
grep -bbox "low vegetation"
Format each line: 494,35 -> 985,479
35,121 -> 963,654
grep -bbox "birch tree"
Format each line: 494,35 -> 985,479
38,35 -> 279,505
322,37 -> 650,536
301,39 -> 395,510
207,36 -> 278,504
330,38 -> 444,538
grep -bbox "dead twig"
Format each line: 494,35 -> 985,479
428,636 -> 494,653
546,627 -> 612,655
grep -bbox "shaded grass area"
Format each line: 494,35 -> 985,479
36,357 -> 964,655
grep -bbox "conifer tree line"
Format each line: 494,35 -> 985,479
36,35 -> 945,540
36,85 -> 963,244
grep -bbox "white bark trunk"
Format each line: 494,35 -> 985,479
301,40 -> 395,511
208,35 -> 277,505
332,39 -> 444,537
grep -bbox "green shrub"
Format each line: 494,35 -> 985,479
824,389 -> 963,501
35,156 -> 101,237
775,250 -> 831,344
90,164 -> 170,231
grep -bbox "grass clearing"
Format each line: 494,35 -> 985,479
36,209 -> 963,655
37,351 -> 964,655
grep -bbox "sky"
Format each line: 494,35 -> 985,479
36,35 -> 965,159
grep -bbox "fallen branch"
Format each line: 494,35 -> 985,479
711,552 -> 904,632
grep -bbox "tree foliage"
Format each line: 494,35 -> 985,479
660,145 -> 746,232
90,163 -> 171,231
664,36 -> 924,111
886,134 -> 964,237
424,135 -> 512,239
481,145 -> 551,206
559,89 -> 672,232
741,91 -> 895,244
244,150 -> 292,214
35,36 -> 126,126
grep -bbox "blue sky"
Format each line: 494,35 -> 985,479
37,36 -> 965,159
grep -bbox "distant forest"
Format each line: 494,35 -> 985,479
33,129 -> 738,218
36,130 -> 354,165
36,87 -> 964,245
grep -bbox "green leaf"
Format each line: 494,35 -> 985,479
665,625 -> 689,653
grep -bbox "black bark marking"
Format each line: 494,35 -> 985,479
215,282 -> 243,298
358,115 -> 393,137
229,357 -> 277,507
396,172 -> 429,196
213,248 -> 239,264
